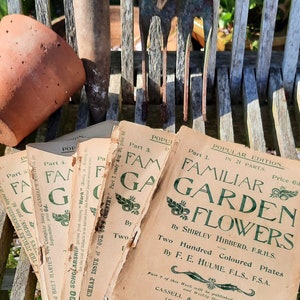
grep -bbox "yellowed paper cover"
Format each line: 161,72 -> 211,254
0,121 -> 116,299
0,150 -> 39,275
110,126 -> 300,300
61,137 -> 115,299
26,140 -> 77,300
80,121 -> 175,299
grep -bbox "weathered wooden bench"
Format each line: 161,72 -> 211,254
1,0 -> 299,298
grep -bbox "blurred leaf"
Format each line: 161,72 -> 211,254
219,11 -> 233,28
6,252 -> 18,268
0,1 -> 8,19
250,39 -> 259,51
249,0 -> 264,10
220,0 -> 235,12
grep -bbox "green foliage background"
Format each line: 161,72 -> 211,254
0,0 -> 64,20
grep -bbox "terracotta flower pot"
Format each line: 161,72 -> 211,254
0,14 -> 86,146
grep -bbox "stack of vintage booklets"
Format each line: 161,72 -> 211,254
1,120 -> 300,300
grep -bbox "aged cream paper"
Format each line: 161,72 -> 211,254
0,150 -> 39,276
0,120 -> 116,299
80,121 -> 175,299
27,140 -> 76,300
26,119 -> 117,300
61,137 -> 116,299
109,126 -> 300,300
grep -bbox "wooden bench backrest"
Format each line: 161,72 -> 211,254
0,0 -> 299,298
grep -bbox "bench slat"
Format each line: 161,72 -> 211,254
63,0 -> 78,53
7,0 -> 22,14
110,51 -> 297,79
121,0 -> 135,104
135,73 -> 146,125
295,72 -> 300,136
256,0 -> 278,101
35,0 -> 51,28
243,67 -> 266,152
149,17 -> 163,105
206,0 -> 219,100
216,67 -> 234,142
163,74 -> 176,133
230,0 -> 249,102
268,68 -> 298,159
107,74 -> 121,121
191,72 -> 205,133
282,0 -> 300,101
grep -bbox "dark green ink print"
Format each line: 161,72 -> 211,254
90,207 -> 96,216
167,197 -> 190,220
52,210 -> 70,226
171,265 -> 255,297
116,193 -> 140,214
270,186 -> 298,201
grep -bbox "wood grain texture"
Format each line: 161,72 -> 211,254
216,67 -> 234,142
35,0 -> 51,27
256,0 -> 278,102
268,68 -> 298,159
107,74 -> 121,121
63,0 -> 78,52
110,51 -> 294,76
7,0 -> 22,14
230,0 -> 249,102
282,0 -> 300,101
294,72 -> 300,136
149,17 -> 163,105
121,0 -> 135,104
190,71 -> 205,133
163,74 -> 176,132
243,67 -> 266,152
135,73 -> 147,125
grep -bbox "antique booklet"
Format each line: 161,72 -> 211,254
80,121 -> 175,299
0,150 -> 39,276
60,137 -> 115,299
26,119 -> 117,300
0,120 -> 117,298
27,140 -> 77,300
109,126 -> 300,300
